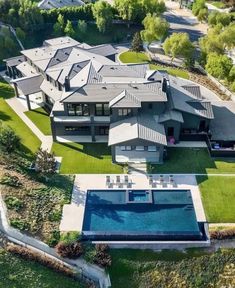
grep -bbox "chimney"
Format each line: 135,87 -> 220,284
162,78 -> 167,93
64,76 -> 70,92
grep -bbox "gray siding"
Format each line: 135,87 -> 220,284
182,113 -> 210,130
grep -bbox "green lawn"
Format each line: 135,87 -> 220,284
0,79 -> 41,155
25,107 -> 51,135
149,148 -> 235,174
119,51 -> 189,79
0,248 -> 84,288
52,142 -> 123,174
108,248 -> 235,288
197,176 -> 235,222
119,51 -> 150,63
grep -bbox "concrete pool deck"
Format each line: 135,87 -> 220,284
60,174 -> 206,232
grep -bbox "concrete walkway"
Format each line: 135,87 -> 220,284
0,192 -> 111,288
6,97 -> 53,151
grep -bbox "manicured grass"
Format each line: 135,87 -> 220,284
149,148 -> 235,174
150,63 -> 189,79
119,51 -> 150,63
52,142 -> 123,174
0,80 -> 41,154
119,51 -> 189,79
0,248 -> 84,288
25,107 -> 51,135
197,176 -> 235,222
108,248 -> 234,288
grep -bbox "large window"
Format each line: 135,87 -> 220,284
67,104 -> 90,116
95,104 -> 110,116
99,126 -> 109,135
118,108 -> 132,117
65,126 -> 90,132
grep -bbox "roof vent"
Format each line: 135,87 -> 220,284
102,86 -> 107,89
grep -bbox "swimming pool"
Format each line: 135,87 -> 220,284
82,190 -> 203,241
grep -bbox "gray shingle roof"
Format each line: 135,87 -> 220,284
182,85 -> 202,99
13,75 -> 43,95
170,84 -> 214,119
210,101 -> 235,141
108,115 -> 167,146
87,44 -> 117,57
109,90 -> 142,108
62,82 -> 167,103
38,0 -> 84,9
4,56 -> 25,67
158,110 -> 184,123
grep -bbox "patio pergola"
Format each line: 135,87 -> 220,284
12,75 -> 43,110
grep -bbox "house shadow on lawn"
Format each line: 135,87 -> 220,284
58,142 -> 111,160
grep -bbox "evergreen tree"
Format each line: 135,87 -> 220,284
131,32 -> 143,52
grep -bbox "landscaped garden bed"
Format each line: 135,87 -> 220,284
0,152 -> 74,246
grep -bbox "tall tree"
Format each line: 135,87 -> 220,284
64,20 -> 75,38
131,32 -> 143,52
205,53 -> 233,80
114,0 -> 139,23
77,20 -> 87,35
141,14 -> 169,44
163,32 -> 194,66
0,124 -> 20,153
92,0 -> 113,33
141,0 -> 166,15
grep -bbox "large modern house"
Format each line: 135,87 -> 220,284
5,37 -> 235,163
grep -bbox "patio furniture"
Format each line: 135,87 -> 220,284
116,175 -> 122,187
160,175 -> 164,186
106,175 -> 113,188
124,175 -> 129,185
149,175 -> 153,186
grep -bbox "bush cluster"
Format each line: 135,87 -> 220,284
1,173 -> 22,187
210,228 -> 235,240
5,196 -> 23,211
84,244 -> 111,268
56,242 -> 83,259
6,243 -> 75,277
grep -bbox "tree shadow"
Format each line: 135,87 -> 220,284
0,110 -> 11,121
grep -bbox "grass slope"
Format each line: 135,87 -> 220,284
197,176 -> 235,222
52,142 -> 123,174
119,51 -> 189,79
0,79 -> 41,154
0,248 -> 84,288
150,148 -> 235,174
108,248 -> 235,288
25,107 -> 51,135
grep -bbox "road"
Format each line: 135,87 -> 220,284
163,1 -> 208,42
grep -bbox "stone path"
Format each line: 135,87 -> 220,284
6,97 -> 53,151
0,192 -> 111,288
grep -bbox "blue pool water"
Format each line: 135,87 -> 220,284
82,190 -> 202,240
129,190 -> 151,202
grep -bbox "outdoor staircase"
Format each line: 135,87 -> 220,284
128,163 -> 147,175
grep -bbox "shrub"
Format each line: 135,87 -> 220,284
94,244 -> 111,268
0,125 -> 20,153
6,243 -> 75,277
5,196 -> 23,211
83,244 -> 111,267
56,242 -> 83,258
210,228 -> 235,240
35,148 -> 57,175
48,209 -> 62,222
10,218 -> 29,231
47,230 -> 60,247
0,173 -> 22,187
60,231 -> 81,245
